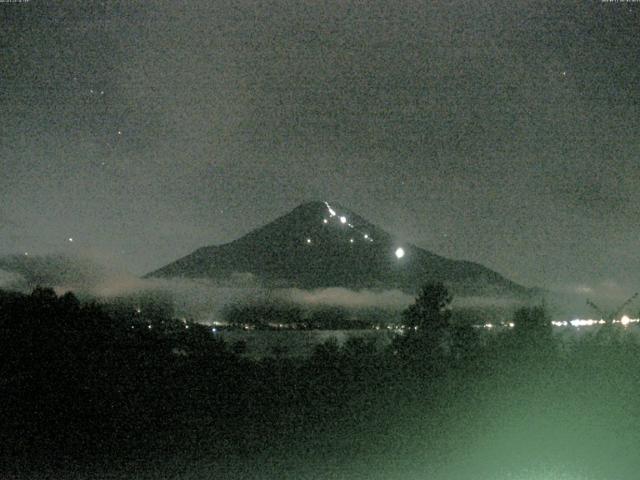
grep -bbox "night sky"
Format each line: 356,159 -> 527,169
2,1 -> 640,299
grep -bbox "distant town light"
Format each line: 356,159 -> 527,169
306,238 -> 312,244
340,216 -> 347,224
395,247 -> 405,259
323,219 -> 328,224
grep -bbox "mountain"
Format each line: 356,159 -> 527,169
147,201 -> 529,296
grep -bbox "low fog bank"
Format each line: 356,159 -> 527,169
543,287 -> 640,321
0,253 -> 595,325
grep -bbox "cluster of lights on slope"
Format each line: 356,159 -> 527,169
321,201 -> 375,244
302,201 -> 406,260
301,202 -> 374,246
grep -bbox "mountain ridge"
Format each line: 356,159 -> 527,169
147,201 -> 530,297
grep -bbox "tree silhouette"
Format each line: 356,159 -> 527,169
394,283 -> 453,364
512,305 -> 551,339
511,304 -> 554,355
402,282 -> 452,334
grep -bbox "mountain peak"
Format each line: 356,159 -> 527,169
147,201 -> 527,296
285,200 -> 362,224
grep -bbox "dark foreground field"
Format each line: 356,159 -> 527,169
2,288 -> 640,480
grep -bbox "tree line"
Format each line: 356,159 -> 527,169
0,283 -> 634,478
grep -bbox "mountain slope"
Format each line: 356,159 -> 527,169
147,201 -> 528,296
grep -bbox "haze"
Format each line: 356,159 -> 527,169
2,1 -> 639,301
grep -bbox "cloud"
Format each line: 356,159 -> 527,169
530,280 -> 640,321
0,269 -> 25,289
0,253 -> 264,322
0,252 -> 535,324
0,254 -> 108,292
0,215 -> 18,230
278,288 -> 526,312
452,296 -> 524,309
550,280 -> 636,303
277,287 -> 414,310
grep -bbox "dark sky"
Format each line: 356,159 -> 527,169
2,0 -> 639,298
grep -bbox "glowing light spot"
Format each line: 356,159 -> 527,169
350,238 -> 354,243
340,216 -> 347,224
117,130 -> 122,135
68,237 -> 74,242
570,319 -> 599,327
323,219 -> 328,224
324,201 -> 336,217
24,252 -> 28,256
363,234 -> 369,239
395,247 -> 405,259
621,315 -> 631,326
306,238 -> 312,244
